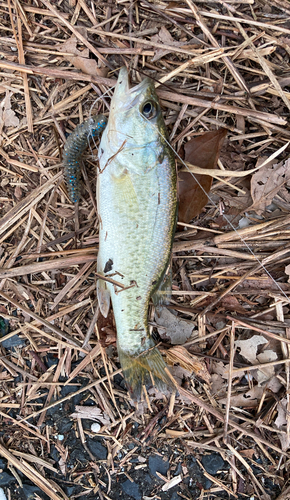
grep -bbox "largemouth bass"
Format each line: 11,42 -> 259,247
63,67 -> 177,400
97,68 -> 177,399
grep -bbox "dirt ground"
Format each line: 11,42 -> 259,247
1,0 -> 290,499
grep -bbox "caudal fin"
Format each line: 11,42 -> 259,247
118,346 -> 177,401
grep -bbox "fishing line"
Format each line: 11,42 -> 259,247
87,85 -> 115,153
139,109 -> 290,304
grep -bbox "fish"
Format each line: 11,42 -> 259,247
63,67 -> 177,400
96,67 -> 178,399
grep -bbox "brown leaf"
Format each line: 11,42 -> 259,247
275,398 -> 287,428
285,264 -> 290,282
236,115 -> 245,137
14,185 -> 22,199
235,335 -> 268,364
55,35 -> 99,76
165,345 -> 211,384
219,295 -> 248,315
155,307 -> 195,344
151,26 -> 184,62
97,310 -> 116,347
250,158 -> 290,214
219,385 -> 263,408
256,350 -> 278,385
56,207 -> 75,218
55,442 -> 68,475
0,91 -> 20,131
240,449 -> 256,459
70,405 -> 111,425
281,37 -> 290,47
178,128 -> 227,223
211,373 -> 226,396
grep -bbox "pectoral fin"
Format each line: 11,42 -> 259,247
113,169 -> 139,216
97,277 -> 111,318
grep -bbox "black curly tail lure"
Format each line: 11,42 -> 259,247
63,115 -> 107,202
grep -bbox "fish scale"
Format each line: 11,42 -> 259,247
99,158 -> 171,340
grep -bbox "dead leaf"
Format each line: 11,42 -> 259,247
0,91 -> 20,131
165,345 -> 211,384
285,264 -> 290,283
235,335 -> 268,364
155,307 -> 195,344
178,128 -> 227,223
55,442 -> 68,475
219,385 -> 263,407
277,184 -> 290,204
70,405 -> 110,425
211,373 -> 227,396
281,37 -> 290,47
212,361 -> 230,379
97,310 -> 116,347
211,361 -> 244,397
255,349 -> 277,385
55,35 -> 103,77
274,398 -> 290,451
162,475 -> 182,491
169,365 -> 192,387
219,296 -> 248,314
239,449 -> 256,459
275,398 -> 287,428
151,26 -> 184,62
225,188 -> 252,211
14,185 -> 22,200
236,115 -> 245,136
56,207 -> 75,218
279,433 -> 290,452
235,336 -> 281,388
266,377 -> 282,393
251,158 -> 290,214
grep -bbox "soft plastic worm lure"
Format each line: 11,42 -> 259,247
63,115 -> 107,203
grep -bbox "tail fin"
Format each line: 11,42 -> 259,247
118,346 -> 177,401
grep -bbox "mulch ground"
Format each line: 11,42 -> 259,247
1,0 -> 290,499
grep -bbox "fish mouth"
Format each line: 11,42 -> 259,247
114,67 -> 151,110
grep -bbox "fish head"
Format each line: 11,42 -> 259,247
101,67 -> 170,173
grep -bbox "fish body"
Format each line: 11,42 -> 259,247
97,68 -> 177,398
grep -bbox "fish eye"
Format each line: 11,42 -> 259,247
141,101 -> 157,119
